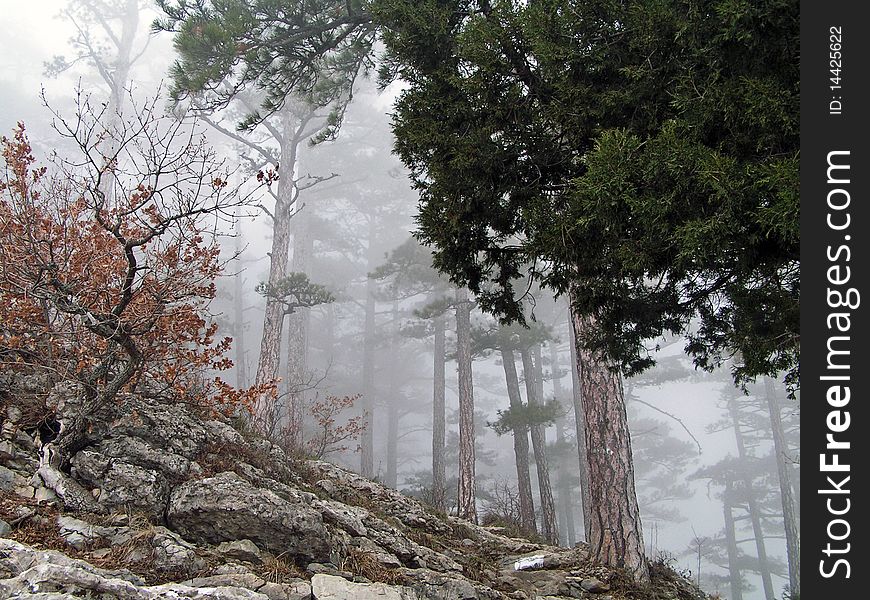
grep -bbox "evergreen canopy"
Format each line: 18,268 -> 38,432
158,0 -> 799,388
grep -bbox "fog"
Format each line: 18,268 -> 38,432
0,3 -> 799,599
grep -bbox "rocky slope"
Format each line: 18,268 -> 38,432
0,372 -> 706,600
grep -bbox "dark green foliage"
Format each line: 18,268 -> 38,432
369,237 -> 451,300
255,272 -> 334,314
154,0 -> 377,133
469,320 -> 555,359
384,0 -> 799,389
159,0 -> 799,389
487,399 -> 561,436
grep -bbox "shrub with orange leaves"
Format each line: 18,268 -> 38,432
0,93 -> 264,448
304,394 -> 367,460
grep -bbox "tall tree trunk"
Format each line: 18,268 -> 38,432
728,397 -> 775,600
91,0 -> 139,202
252,223 -> 288,430
500,347 -> 537,534
232,218 -> 248,389
723,478 -> 745,600
432,315 -> 447,512
386,403 -> 399,488
764,377 -> 800,599
551,341 -> 576,547
254,109 -> 299,399
568,317 -> 591,541
105,0 -> 139,120
556,422 -> 577,548
532,343 -> 546,407
385,300 -> 400,488
284,207 -> 312,451
454,288 -> 476,523
254,199 -> 290,420
360,272 -> 376,478
521,347 -> 559,545
570,306 -> 648,583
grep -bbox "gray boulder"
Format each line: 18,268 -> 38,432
312,574 -> 417,600
217,539 -> 264,565
309,462 -> 451,536
57,515 -> 132,550
71,449 -> 168,519
185,573 -> 311,600
0,538 -> 269,599
168,471 -> 331,563
405,568 -> 500,600
147,526 -> 206,575
0,464 -> 31,496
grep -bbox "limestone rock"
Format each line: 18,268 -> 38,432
56,515 -> 132,550
352,536 -> 403,569
306,563 -> 352,579
0,441 -> 18,461
404,568 -> 500,600
148,526 -> 206,574
317,498 -> 369,537
184,573 -> 310,600
92,393 -> 213,460
0,464 -> 31,496
96,435 -> 199,480
312,573 -> 417,600
497,569 -> 584,600
580,577 -> 610,593
168,471 -> 331,563
71,449 -> 169,519
0,538 -> 143,591
0,539 -> 269,599
309,461 -> 451,536
217,539 -> 264,565
33,456 -> 104,514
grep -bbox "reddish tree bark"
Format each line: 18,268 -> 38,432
254,109 -> 302,414
455,288 -> 477,523
570,306 -> 648,583
253,187 -> 291,393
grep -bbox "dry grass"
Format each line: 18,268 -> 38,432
568,556 -> 708,600
339,547 -> 406,586
257,552 -> 307,585
1,388 -> 57,442
0,491 -> 69,553
195,439 -> 298,489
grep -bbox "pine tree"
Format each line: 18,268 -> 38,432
371,238 -> 454,508
158,0 -> 799,581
